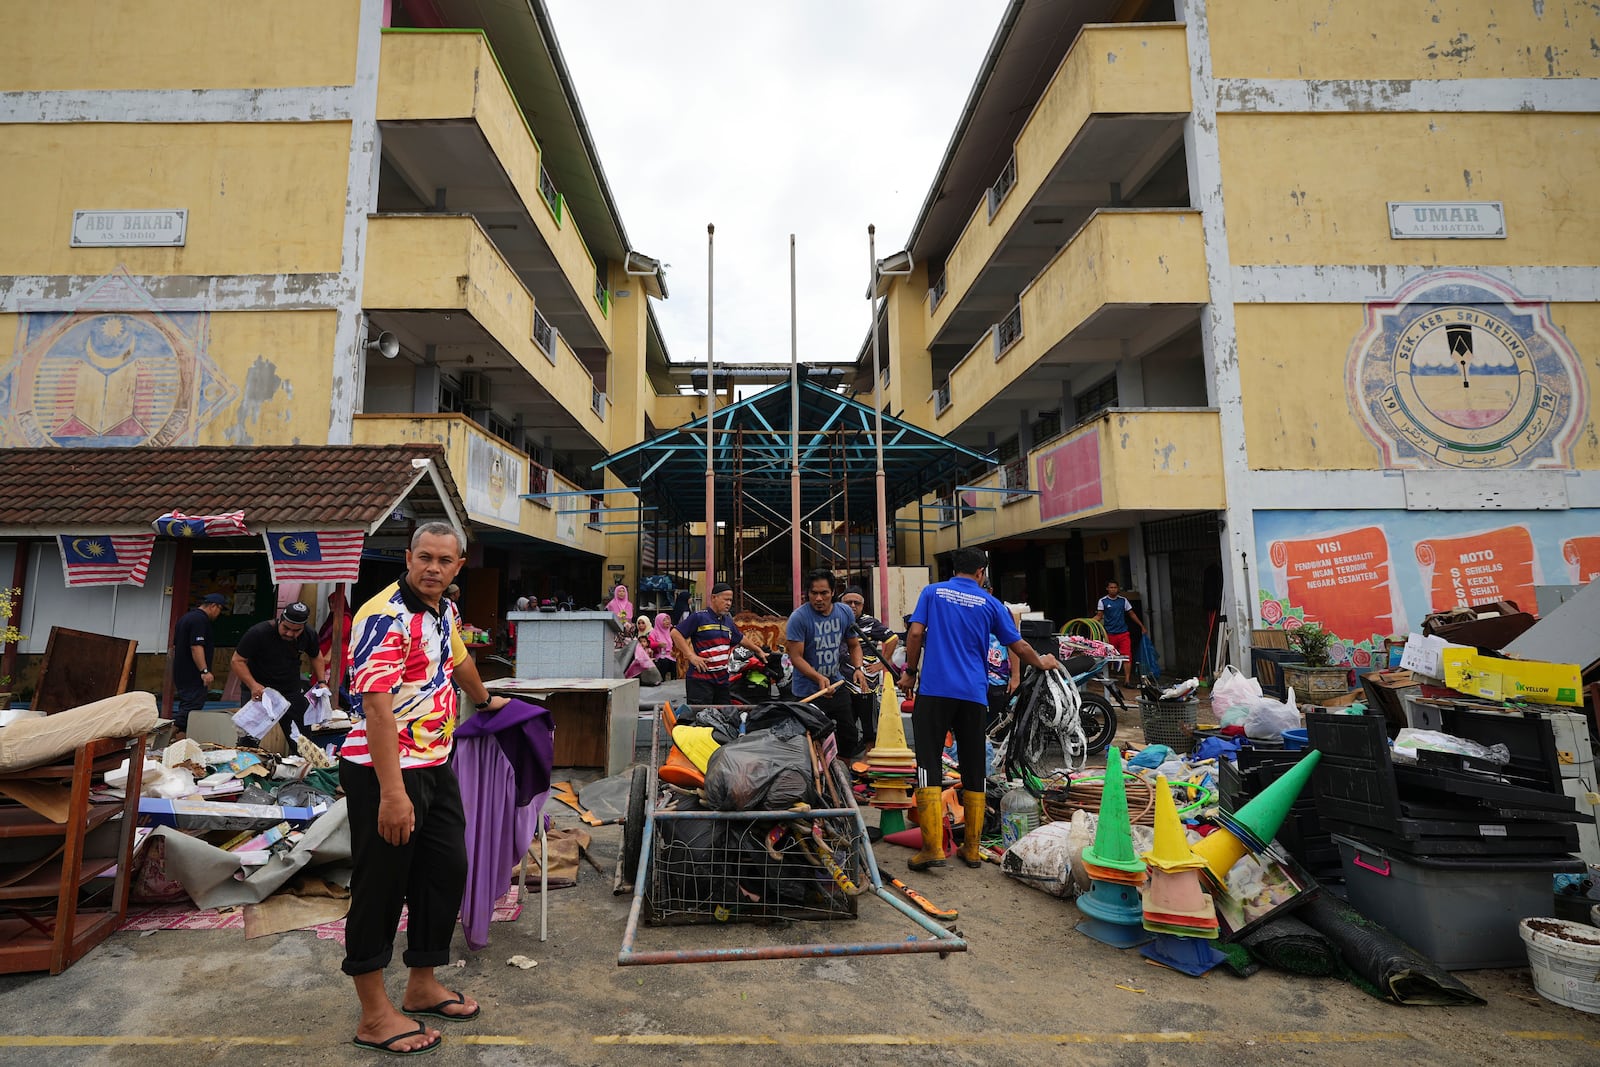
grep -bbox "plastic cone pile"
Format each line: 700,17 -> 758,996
1074,748 -> 1152,948
1138,775 -> 1218,939
1192,749 -> 1324,885
862,680 -> 916,811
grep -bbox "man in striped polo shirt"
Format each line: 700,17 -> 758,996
672,581 -> 761,705
339,522 -> 507,1056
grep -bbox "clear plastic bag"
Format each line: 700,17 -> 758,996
1392,729 -> 1510,766
1211,665 -> 1263,712
1243,690 -> 1300,739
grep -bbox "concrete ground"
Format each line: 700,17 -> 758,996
0,699 -> 1596,1065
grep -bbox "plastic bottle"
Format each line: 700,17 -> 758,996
1000,785 -> 1041,848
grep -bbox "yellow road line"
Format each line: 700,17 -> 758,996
0,1029 -> 1593,1049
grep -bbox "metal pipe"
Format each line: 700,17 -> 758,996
618,932 -> 964,967
704,223 -> 716,596
789,233 -> 802,609
867,224 -> 891,619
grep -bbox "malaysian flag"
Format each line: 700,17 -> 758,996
152,510 -> 249,538
264,530 -> 365,582
58,534 -> 156,587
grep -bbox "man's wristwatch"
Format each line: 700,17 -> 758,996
904,666 -> 918,676
474,697 -> 494,711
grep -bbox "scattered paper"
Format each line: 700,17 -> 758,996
506,955 -> 539,970
233,689 -> 289,738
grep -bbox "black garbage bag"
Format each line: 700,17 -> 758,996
680,702 -> 834,746
1239,914 -> 1342,977
1298,894 -> 1485,1005
704,729 -> 816,812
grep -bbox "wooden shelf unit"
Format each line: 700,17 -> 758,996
0,735 -> 146,975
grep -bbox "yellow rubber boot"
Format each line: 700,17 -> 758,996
958,790 -> 987,868
907,787 -> 947,871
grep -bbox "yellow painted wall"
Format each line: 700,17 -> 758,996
1236,302 -> 1600,471
377,31 -> 611,345
1209,0 -> 1600,80
1219,113 -> 1600,267
928,23 -> 1190,342
1,1 -> 359,91
933,211 -> 1207,429
0,123 -> 350,276
0,308 -> 337,448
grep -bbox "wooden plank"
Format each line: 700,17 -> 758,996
31,627 -> 137,716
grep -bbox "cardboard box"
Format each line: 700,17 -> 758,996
1440,646 -> 1584,707
186,711 -> 239,747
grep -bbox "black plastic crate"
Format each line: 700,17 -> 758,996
1437,705 -> 1563,793
1249,648 -> 1301,700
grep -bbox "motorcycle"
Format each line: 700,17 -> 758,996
727,645 -> 791,706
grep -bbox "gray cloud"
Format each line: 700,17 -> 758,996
547,0 -> 1007,372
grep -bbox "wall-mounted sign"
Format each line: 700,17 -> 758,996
71,209 -> 188,247
1387,201 -> 1504,239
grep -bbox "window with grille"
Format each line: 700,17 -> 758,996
1074,377 -> 1118,420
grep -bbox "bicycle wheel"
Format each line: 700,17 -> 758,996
1079,693 -> 1117,755
620,764 -> 649,885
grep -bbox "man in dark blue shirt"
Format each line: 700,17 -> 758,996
171,593 -> 226,733
898,548 -> 1059,870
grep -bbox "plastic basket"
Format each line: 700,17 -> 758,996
1138,698 -> 1198,753
1521,918 -> 1600,1014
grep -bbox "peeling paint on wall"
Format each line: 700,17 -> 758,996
227,355 -> 287,446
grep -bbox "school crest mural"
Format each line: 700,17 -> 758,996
1347,270 -> 1587,470
0,272 -> 236,447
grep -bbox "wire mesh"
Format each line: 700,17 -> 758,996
645,805 -> 867,925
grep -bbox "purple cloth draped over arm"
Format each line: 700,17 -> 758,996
454,698 -> 554,950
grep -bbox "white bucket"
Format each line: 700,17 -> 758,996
1520,917 -> 1600,1015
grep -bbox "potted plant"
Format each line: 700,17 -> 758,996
1281,623 -> 1351,704
0,586 -> 21,709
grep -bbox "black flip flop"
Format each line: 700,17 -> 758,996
351,1024 -> 441,1056
403,991 -> 481,1021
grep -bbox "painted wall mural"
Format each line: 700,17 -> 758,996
1348,270 -> 1587,470
464,432 -> 525,527
1255,508 -> 1598,664
0,272 -> 236,447
1035,431 -> 1102,522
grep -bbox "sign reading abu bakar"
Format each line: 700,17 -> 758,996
71,210 -> 188,247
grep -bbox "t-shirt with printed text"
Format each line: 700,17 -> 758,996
910,576 -> 1021,706
786,602 -> 857,699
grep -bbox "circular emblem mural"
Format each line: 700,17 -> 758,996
1348,271 -> 1587,470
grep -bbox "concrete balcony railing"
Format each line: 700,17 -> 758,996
377,30 -> 611,340
931,209 -> 1207,427
915,407 -> 1224,555
351,413 -> 609,554
363,214 -> 607,445
927,22 -> 1191,339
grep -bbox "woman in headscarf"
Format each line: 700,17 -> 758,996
634,614 -> 652,641
670,588 -> 692,625
647,612 -> 677,680
621,615 -> 661,686
605,584 -> 633,622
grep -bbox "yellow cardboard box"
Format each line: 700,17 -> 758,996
1440,645 -> 1584,707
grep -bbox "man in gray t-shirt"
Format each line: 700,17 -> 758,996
785,569 -> 866,754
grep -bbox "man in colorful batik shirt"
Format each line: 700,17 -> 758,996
338,522 -> 507,1056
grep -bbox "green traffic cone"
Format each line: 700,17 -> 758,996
1082,747 -> 1147,874
1217,749 -> 1324,852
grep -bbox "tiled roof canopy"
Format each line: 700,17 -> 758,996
0,445 -> 466,534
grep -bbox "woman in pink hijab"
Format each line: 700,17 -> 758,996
647,612 -> 677,680
605,583 -> 633,621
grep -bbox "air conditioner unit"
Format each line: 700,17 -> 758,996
460,370 -> 490,406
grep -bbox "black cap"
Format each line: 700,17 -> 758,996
710,582 -> 733,595
842,586 -> 864,598
281,602 -> 311,625
202,593 -> 227,606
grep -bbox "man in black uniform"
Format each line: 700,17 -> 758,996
171,593 -> 227,733
231,602 -> 327,738
840,587 -> 897,751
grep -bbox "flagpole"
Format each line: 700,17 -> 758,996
704,223 -> 716,600
868,224 -> 891,621
789,233 -> 801,608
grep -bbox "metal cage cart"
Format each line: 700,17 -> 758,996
617,705 -> 966,966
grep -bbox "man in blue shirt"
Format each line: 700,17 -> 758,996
898,548 -> 1060,870
1094,580 -> 1145,686
786,569 -> 867,755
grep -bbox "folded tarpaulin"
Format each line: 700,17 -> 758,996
149,798 -> 351,910
455,699 -> 554,950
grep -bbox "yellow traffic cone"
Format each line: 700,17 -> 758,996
865,676 -> 913,760
1142,775 -> 1206,873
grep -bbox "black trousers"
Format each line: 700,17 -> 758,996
685,676 -> 730,705
912,694 -> 986,793
339,759 -> 468,976
850,689 -> 880,749
173,680 -> 207,731
808,685 -> 858,757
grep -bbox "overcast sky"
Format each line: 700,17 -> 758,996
547,0 -> 1008,372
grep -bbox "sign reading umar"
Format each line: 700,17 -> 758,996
1387,201 -> 1505,240
71,209 -> 188,247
